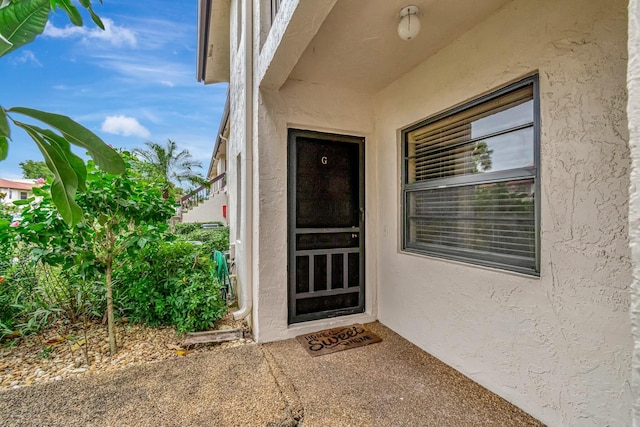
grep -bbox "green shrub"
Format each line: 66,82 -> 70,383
0,252 -> 65,338
180,226 -> 230,255
116,241 -> 226,334
174,222 -> 200,235
174,222 -> 224,235
0,266 -> 22,337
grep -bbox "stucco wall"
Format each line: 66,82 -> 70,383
628,0 -> 640,425
0,188 -> 33,205
251,80 -> 379,342
180,192 -> 228,224
374,0 -> 631,425
227,0 -> 250,320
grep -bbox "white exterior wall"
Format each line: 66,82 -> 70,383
374,0 -> 631,426
215,154 -> 226,176
228,0 -> 251,323
222,0 -> 634,424
0,187 -> 32,205
628,0 -> 640,425
252,81 -> 378,342
249,0 -> 381,341
180,193 -> 228,224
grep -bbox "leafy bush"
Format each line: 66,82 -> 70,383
174,222 -> 224,235
0,157 -> 228,344
0,253 -> 63,338
0,265 -> 23,337
116,241 -> 226,334
174,222 -> 201,235
180,227 -> 230,255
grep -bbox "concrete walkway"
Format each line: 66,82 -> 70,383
0,322 -> 542,427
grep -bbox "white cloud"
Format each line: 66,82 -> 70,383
43,23 -> 85,38
44,18 -> 136,48
122,17 -> 190,50
101,115 -> 150,138
9,50 -> 42,66
91,53 -> 192,87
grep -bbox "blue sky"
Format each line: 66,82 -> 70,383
0,0 -> 227,180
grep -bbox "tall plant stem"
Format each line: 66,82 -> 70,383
105,253 -> 116,355
81,298 -> 90,366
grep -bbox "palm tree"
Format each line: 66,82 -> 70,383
134,139 -> 206,196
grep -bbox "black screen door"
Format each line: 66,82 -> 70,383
288,129 -> 365,324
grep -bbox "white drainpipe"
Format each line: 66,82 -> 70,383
233,0 -> 254,321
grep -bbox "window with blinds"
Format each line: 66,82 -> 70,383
402,76 -> 539,275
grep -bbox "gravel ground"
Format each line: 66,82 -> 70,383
0,321 -> 544,427
0,314 -> 249,391
0,345 -> 287,427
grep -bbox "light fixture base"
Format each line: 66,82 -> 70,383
399,5 -> 420,18
398,5 -> 421,41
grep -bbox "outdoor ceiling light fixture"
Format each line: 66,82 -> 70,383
397,5 -> 421,40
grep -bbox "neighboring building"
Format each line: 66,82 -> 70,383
179,96 -> 230,225
197,0 -> 638,425
0,178 -> 37,205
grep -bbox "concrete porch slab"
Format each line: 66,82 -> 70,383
264,321 -> 543,427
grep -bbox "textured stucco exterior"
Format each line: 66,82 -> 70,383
629,0 -> 640,425
374,0 -> 631,425
251,82 -> 379,342
229,0 -> 380,341
226,0 -> 250,325
208,0 -> 635,425
180,192 -> 228,224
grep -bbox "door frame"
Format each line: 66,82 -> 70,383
287,129 -> 365,324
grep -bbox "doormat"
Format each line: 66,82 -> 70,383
296,324 -> 382,357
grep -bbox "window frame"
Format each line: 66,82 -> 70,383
400,75 -> 541,276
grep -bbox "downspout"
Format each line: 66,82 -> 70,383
233,0 -> 254,321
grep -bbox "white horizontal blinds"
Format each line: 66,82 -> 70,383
403,79 -> 538,273
406,86 -> 534,184
408,179 -> 535,265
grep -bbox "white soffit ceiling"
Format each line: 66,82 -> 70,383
288,0 -> 513,93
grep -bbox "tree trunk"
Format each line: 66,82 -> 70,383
106,255 -> 117,355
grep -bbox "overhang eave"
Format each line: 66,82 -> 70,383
197,0 -> 231,84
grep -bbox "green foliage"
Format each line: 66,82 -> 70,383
174,222 -> 223,235
0,153 -> 177,345
134,139 -> 206,191
19,160 -> 54,180
0,0 -> 50,57
0,154 -> 226,342
0,251 -> 66,337
7,109 -> 124,225
0,269 -> 23,335
0,0 -> 123,226
116,241 -> 226,334
174,222 -> 202,235
0,0 -> 104,57
178,226 -> 230,255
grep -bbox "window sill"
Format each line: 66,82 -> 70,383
400,247 -> 541,279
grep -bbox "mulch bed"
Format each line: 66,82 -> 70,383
0,313 -> 250,391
